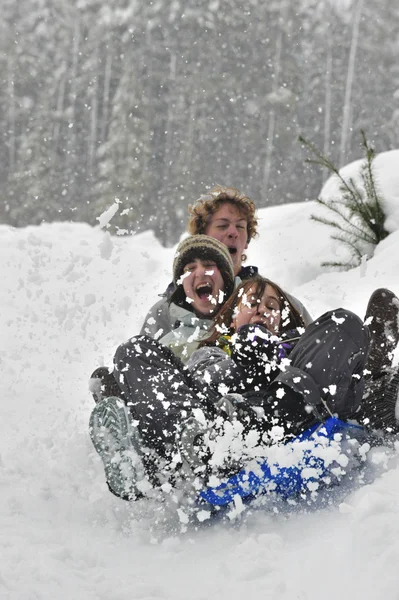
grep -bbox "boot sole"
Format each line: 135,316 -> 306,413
365,288 -> 399,374
89,397 -> 147,500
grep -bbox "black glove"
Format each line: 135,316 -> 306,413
231,324 -> 282,388
231,324 -> 280,365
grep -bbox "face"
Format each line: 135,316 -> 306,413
181,259 -> 225,317
204,203 -> 248,276
231,284 -> 281,334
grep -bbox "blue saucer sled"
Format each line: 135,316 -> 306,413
199,417 -> 366,507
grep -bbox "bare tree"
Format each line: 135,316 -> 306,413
7,55 -> 16,172
323,28 -> 333,182
262,27 -> 283,193
339,0 -> 364,166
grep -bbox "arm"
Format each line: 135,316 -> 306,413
186,326 -> 298,398
230,324 -> 288,389
185,346 -> 247,397
139,296 -> 173,338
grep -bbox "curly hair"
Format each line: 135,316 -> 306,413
187,185 -> 258,244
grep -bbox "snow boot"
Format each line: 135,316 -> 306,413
89,366 -> 122,404
89,396 -> 151,500
364,288 -> 399,378
360,366 -> 399,433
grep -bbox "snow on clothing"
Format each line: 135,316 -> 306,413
188,309 -> 368,421
112,335 -> 213,467
139,265 -> 314,340
112,308 -> 369,486
158,303 -> 213,362
185,325 -> 299,396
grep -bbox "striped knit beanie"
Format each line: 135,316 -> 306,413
173,235 -> 235,299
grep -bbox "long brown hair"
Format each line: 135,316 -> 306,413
201,275 -> 305,346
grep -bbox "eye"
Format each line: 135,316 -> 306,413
183,264 -> 196,273
237,224 -> 246,230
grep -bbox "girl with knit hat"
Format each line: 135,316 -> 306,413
157,234 -> 235,361
88,235 -> 238,500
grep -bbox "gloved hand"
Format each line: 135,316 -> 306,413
214,393 -> 266,437
231,324 -> 283,370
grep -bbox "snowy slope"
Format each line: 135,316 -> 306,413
3,152 -> 399,599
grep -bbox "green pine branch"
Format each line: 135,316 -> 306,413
299,131 -> 389,270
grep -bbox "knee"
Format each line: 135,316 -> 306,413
114,335 -> 162,367
114,335 -> 145,365
331,308 -> 369,347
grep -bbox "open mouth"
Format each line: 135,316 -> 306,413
228,247 -> 237,256
195,283 -> 213,299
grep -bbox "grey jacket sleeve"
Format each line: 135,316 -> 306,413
185,346 -> 246,396
139,297 -> 173,338
285,292 -> 313,326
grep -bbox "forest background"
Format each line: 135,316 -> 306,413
2,0 -> 399,245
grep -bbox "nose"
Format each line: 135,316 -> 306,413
257,302 -> 272,319
226,224 -> 238,238
256,301 -> 266,315
195,263 -> 209,278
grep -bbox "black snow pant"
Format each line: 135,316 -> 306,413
113,335 -> 214,461
261,308 -> 370,434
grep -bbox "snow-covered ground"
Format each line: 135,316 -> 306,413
3,152 -> 399,600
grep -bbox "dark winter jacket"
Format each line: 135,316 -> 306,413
185,324 -> 301,396
139,265 -> 313,339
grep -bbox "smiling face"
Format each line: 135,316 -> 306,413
204,202 -> 248,276
181,259 -> 225,317
231,283 -> 281,334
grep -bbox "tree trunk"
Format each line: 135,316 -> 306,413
66,19 -> 80,165
53,63 -> 67,152
100,46 -> 112,144
88,49 -> 99,175
164,51 -> 177,179
263,28 -> 282,192
323,28 -> 332,183
8,55 -> 16,173
339,0 -> 364,166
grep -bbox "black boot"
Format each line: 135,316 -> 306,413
364,288 -> 399,379
89,366 -> 123,403
360,367 -> 399,433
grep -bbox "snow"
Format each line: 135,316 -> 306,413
3,150 -> 399,599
